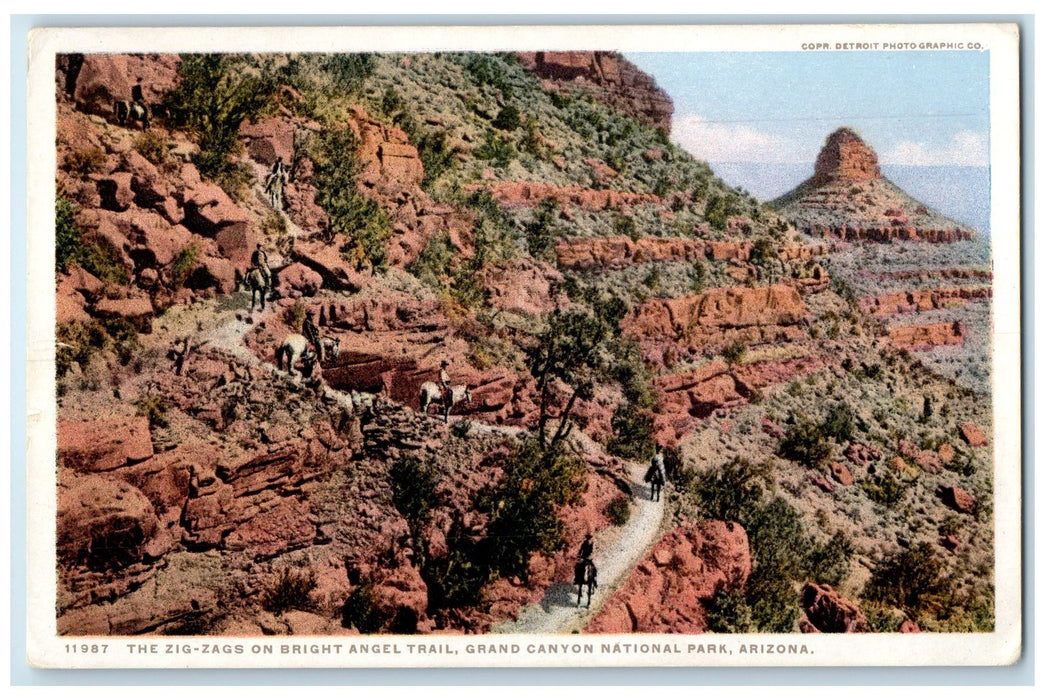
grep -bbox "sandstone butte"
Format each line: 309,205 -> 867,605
771,127 -> 976,243
585,520 -> 751,633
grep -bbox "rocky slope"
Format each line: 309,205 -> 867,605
53,51 -> 994,637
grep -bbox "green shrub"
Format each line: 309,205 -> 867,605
604,495 -> 630,526
862,543 -> 949,618
524,199 -> 560,261
133,131 -> 174,170
613,213 -> 638,241
341,581 -> 384,633
170,244 -> 200,288
167,54 -> 275,183
261,567 -> 317,614
722,341 -> 746,366
479,437 -> 588,581
134,392 -> 170,429
461,53 -> 518,98
690,458 -> 769,524
415,130 -> 457,188
749,237 -> 776,265
821,401 -> 855,443
409,231 -> 456,289
63,145 -> 106,176
805,531 -> 855,586
862,472 -> 908,507
261,211 -> 287,237
390,456 -> 441,548
778,414 -> 831,468
492,104 -> 522,131
55,197 -> 82,271
323,53 -> 375,94
704,585 -> 756,633
474,129 -> 515,168
311,127 -> 392,271
608,401 -> 655,461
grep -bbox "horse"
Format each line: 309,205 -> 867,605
276,334 -> 310,376
113,100 -> 150,130
645,464 -> 665,502
242,267 -> 269,312
418,381 -> 471,423
319,335 -> 341,363
574,558 -> 598,608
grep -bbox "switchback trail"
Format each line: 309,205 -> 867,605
492,456 -> 666,634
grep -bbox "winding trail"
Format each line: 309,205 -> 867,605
492,456 -> 666,634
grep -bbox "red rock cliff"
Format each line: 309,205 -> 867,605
516,51 -> 673,132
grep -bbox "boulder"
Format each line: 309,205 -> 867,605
57,473 -> 158,570
938,443 -> 956,464
96,172 -> 135,211
239,116 -> 296,166
941,485 -> 978,514
277,262 -> 324,298
58,416 -> 154,472
829,462 -> 854,486
960,422 -> 988,447
93,295 -> 155,333
800,582 -> 869,633
181,182 -> 249,237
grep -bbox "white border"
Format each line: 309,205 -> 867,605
25,23 -> 1022,669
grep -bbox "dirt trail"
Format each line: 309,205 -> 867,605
492,454 -> 666,634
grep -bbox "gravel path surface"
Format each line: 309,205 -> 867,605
492,457 -> 666,634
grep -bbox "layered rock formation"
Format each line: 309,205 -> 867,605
516,51 -> 674,132
888,321 -> 966,350
859,286 -> 992,316
622,284 -> 809,365
772,128 -> 976,242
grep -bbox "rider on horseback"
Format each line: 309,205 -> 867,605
302,309 -> 323,363
439,360 -> 452,408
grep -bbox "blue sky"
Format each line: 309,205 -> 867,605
624,51 -> 990,167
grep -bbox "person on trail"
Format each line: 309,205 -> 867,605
578,533 -> 594,562
651,447 -> 665,480
439,359 -> 452,406
302,309 -> 323,363
264,157 -> 288,210
251,242 -> 272,290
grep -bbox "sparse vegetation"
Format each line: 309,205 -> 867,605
261,566 -> 317,614
604,495 -> 630,526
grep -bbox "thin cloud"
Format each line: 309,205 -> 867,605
881,131 -> 989,167
671,113 -> 811,163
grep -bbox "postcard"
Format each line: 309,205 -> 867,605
25,23 -> 1021,668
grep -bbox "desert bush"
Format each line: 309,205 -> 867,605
749,237 -> 776,265
478,437 -> 588,581
63,145 -> 106,176
613,213 -> 638,241
341,581 -> 384,633
409,231 -> 456,289
323,53 -> 375,94
524,199 -> 560,261
170,244 -> 200,288
939,515 -> 963,538
390,456 -> 441,550
134,392 -> 170,429
492,104 -> 522,131
461,53 -> 519,98
862,543 -> 950,618
133,131 -> 175,171
261,566 -> 317,614
690,458 -> 769,524
474,129 -> 515,168
55,197 -> 82,271
415,129 -> 457,188
166,54 -> 275,183
821,401 -> 855,443
311,127 -> 392,271
704,585 -> 756,633
722,341 -> 746,367
778,414 -> 831,468
862,472 -> 908,507
261,210 -> 287,237
688,260 -> 707,293
804,531 -> 855,586
608,401 -> 655,461
604,495 -> 630,526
